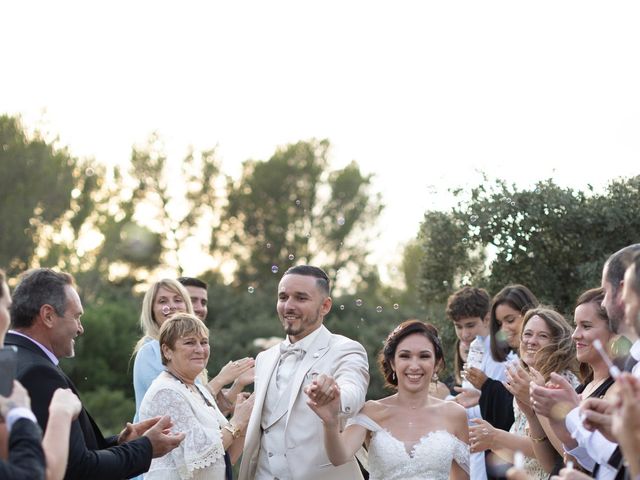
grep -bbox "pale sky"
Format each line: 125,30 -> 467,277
2,1 -> 639,280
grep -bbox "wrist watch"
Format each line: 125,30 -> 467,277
223,422 -> 241,439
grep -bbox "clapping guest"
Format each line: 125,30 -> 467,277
470,308 -> 580,480
133,279 -> 254,421
139,313 -> 254,479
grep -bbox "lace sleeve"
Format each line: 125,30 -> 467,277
452,436 -> 470,475
141,387 -> 225,479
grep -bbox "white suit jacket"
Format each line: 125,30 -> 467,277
239,325 -> 369,480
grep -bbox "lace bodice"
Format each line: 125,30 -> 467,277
349,413 -> 470,480
139,371 -> 228,480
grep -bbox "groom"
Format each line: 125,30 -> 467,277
239,265 -> 369,480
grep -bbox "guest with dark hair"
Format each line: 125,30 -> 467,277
473,285 -> 540,436
447,286 -> 512,480
238,265 -> 369,480
308,319 -> 470,479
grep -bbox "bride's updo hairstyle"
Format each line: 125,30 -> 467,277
378,319 -> 445,390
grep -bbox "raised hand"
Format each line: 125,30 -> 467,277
463,366 -> 488,390
504,363 -> 532,407
469,418 -> 497,453
0,381 -> 30,419
305,381 -> 341,427
529,372 -> 579,420
49,388 -> 81,420
210,357 -> 255,392
580,397 -> 615,441
230,392 -> 255,432
453,386 -> 480,408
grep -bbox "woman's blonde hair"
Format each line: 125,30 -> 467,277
133,279 -> 194,353
159,313 -> 209,366
520,307 -> 581,382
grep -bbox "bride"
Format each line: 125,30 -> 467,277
306,320 -> 470,480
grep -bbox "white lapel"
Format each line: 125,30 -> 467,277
285,325 -> 332,425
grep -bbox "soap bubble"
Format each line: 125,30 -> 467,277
355,299 -> 363,307
247,286 -> 255,294
376,306 -> 383,313
271,265 -> 279,274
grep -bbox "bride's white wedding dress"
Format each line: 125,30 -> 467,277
349,413 -> 470,480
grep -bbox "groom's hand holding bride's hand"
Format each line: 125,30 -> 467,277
305,377 -> 341,427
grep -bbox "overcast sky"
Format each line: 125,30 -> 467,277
2,1 -> 638,279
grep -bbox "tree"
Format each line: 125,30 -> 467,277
0,115 -> 99,277
218,139 -> 383,292
418,176 -> 640,313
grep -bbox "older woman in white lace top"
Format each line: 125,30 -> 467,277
306,320 -> 470,480
139,313 -> 254,480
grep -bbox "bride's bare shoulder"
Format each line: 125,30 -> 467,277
362,396 -> 395,422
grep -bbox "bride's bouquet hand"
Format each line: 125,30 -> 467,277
305,382 -> 341,428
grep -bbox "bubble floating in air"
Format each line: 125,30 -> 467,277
247,286 -> 255,294
288,254 -> 295,261
337,216 -> 346,226
393,303 -> 399,310
355,299 -> 363,307
339,305 -> 345,310
271,265 -> 279,274
376,306 -> 383,313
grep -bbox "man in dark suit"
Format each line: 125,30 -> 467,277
6,268 -> 184,480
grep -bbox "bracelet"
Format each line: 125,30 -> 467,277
529,433 -> 548,443
223,423 -> 242,440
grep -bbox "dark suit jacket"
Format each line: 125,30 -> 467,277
5,332 -> 152,480
0,417 -> 46,479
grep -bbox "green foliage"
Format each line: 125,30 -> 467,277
0,115 -> 99,277
419,176 -> 640,313
220,139 -> 383,291
81,387 -> 134,436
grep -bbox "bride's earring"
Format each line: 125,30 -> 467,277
432,373 -> 439,383
392,371 -> 396,382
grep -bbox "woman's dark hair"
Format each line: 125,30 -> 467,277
378,319 -> 444,390
489,284 -> 539,362
453,338 -> 467,385
575,287 -> 610,382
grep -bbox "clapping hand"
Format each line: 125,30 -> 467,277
49,388 -> 81,420
211,357 -> 255,391
504,363 -> 532,408
579,397 -> 615,441
530,372 -> 579,420
469,418 -> 497,453
143,415 -> 186,458
453,386 -> 480,408
463,366 -> 488,390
